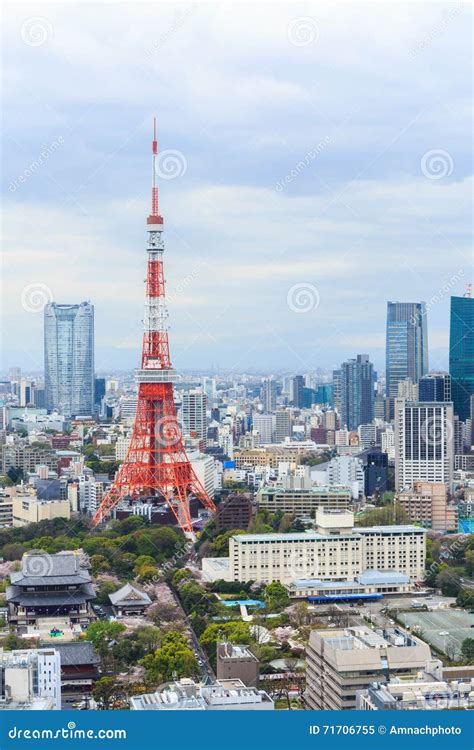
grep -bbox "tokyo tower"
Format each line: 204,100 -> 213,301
92,121 -> 216,534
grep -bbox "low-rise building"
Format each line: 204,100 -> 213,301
0,647 -> 61,710
224,509 -> 426,584
54,642 -> 100,693
215,493 -> 254,531
109,583 -> 152,617
0,490 -> 13,526
130,678 -> 273,711
11,490 -> 70,527
396,481 -> 458,533
357,674 -> 474,710
216,642 -> 259,687
306,626 -> 433,710
287,570 -> 412,600
256,485 -> 352,515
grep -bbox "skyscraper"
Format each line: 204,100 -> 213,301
340,354 -> 375,431
386,302 -> 428,398
291,375 -> 305,408
44,302 -> 94,417
181,389 -> 208,446
449,295 -> 474,422
262,377 -> 277,413
394,399 -> 454,491
419,373 -> 451,403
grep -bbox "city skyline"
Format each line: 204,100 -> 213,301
2,3 -> 472,372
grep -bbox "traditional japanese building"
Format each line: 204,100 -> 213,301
6,551 -> 95,632
109,583 -> 152,617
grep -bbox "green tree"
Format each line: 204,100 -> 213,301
461,638 -> 474,663
85,620 -> 126,656
92,676 -> 121,709
456,588 -> 474,609
435,568 -> 462,597
141,631 -> 198,683
90,554 -> 110,575
465,549 -> 474,576
264,581 -> 290,611
208,529 -> 246,557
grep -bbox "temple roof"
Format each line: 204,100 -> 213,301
109,583 -> 152,606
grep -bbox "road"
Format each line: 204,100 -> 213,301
168,584 -> 214,680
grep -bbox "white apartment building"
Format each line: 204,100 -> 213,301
394,399 -> 454,491
77,475 -> 106,515
119,396 -> 138,425
325,455 -> 365,500
358,424 -> 377,448
188,449 -> 217,499
381,427 -> 395,461
115,435 -> 131,461
252,414 -> 275,444
226,509 -> 425,584
181,390 -> 208,446
0,648 -> 61,710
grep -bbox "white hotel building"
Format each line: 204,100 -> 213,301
224,509 -> 425,585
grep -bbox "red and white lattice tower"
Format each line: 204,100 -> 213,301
92,120 -> 216,534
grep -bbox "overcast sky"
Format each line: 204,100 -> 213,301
2,2 -> 472,375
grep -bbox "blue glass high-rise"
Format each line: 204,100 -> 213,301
386,301 -> 428,397
449,295 -> 474,421
340,354 -> 375,430
44,302 -> 94,417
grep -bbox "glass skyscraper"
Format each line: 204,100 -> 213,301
340,354 -> 375,430
386,301 -> 428,398
449,295 -> 474,421
44,302 -> 94,417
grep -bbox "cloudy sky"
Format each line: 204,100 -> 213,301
2,2 -> 472,375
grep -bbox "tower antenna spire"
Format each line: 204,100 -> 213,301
149,116 -> 161,222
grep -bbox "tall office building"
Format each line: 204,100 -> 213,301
419,372 -> 451,402
394,399 -> 454,491
386,302 -> 428,398
449,295 -> 474,422
44,302 -> 94,418
252,414 -> 275,444
274,410 -> 291,443
340,354 -> 374,430
332,369 -> 342,413
261,377 -> 277,413
291,375 -> 305,408
181,389 -> 208,446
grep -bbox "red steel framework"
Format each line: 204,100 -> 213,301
92,120 -> 216,534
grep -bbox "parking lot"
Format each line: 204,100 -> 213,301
398,609 -> 474,658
